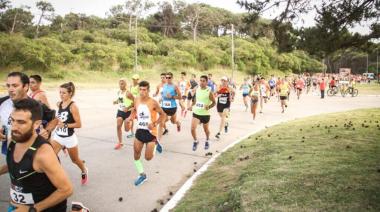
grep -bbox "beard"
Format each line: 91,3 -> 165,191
11,127 -> 34,143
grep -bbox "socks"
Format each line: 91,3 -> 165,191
134,160 -> 144,174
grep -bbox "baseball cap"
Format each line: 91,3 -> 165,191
132,74 -> 140,80
221,76 -> 228,81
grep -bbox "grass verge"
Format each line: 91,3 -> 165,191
175,108 -> 380,211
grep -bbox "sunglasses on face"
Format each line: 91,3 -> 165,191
166,77 -> 172,79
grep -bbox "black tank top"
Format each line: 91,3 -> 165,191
56,101 -> 75,137
6,136 -> 67,211
217,87 -> 231,107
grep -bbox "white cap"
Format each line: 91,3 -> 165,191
221,76 -> 228,81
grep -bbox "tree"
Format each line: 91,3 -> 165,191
182,3 -> 204,42
108,4 -> 129,28
35,1 -> 54,38
238,0 -> 380,52
0,7 -> 33,34
0,0 -> 10,13
125,0 -> 155,31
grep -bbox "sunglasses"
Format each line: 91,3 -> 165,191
166,77 -> 172,79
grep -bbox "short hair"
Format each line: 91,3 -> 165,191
166,72 -> 173,77
208,73 -> 212,76
181,72 -> 186,76
200,75 -> 208,81
192,74 -> 196,78
13,98 -> 42,122
8,72 -> 29,86
160,72 -> 166,76
139,80 -> 150,89
60,82 -> 76,97
30,75 -> 42,83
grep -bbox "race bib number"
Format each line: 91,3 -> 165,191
10,188 -> 34,204
195,102 -> 205,109
56,127 -> 68,136
118,104 -> 126,111
162,101 -> 172,108
219,97 -> 228,104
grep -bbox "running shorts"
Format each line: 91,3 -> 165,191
135,129 -> 156,143
116,110 -> 131,120
53,133 -> 78,148
162,107 -> 177,116
193,113 -> 210,124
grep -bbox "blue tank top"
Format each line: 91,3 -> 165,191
161,84 -> 177,108
242,84 -> 250,94
207,80 -> 215,92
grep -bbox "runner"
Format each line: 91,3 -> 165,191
279,78 -> 291,113
1,72 -> 56,162
259,77 -> 270,113
268,75 -> 276,97
178,72 -> 190,117
240,78 -> 251,111
276,77 -> 281,101
130,74 -> 140,98
113,78 -> 135,150
28,75 -> 50,108
207,73 -> 217,96
215,76 -> 235,139
153,73 -> 166,143
160,72 -> 181,135
306,75 -> 312,94
295,76 -> 305,100
188,75 -> 216,151
51,82 -> 88,185
126,81 -> 165,186
187,74 -> 198,112
249,79 -> 260,121
1,98 -> 72,212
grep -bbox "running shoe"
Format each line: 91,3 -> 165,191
81,167 -> 88,185
215,132 -> 221,139
114,143 -> 123,150
156,142 -> 163,154
224,123 -> 229,133
72,202 -> 90,212
192,142 -> 199,151
134,174 -> 147,186
204,141 -> 210,150
163,129 -> 169,135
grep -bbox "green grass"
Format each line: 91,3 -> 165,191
175,108 -> 380,211
356,83 -> 380,95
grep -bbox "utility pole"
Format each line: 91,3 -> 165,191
231,24 -> 235,80
377,50 -> 379,83
134,14 -> 138,73
366,54 -> 369,73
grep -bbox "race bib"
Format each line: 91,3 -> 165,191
10,188 -> 34,204
219,97 -> 228,104
56,127 -> 68,136
137,121 -> 149,129
195,102 -> 205,109
162,101 -> 172,108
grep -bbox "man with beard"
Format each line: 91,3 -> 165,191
0,98 -> 72,212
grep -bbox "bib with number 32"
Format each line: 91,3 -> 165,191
10,188 -> 34,204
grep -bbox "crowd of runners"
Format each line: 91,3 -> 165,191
0,71 -> 361,211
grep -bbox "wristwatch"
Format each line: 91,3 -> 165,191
29,206 -> 37,212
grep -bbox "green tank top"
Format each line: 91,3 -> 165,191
131,85 -> 139,97
124,95 -> 133,109
193,87 -> 211,116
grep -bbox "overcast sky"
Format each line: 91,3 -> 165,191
10,0 -> 373,35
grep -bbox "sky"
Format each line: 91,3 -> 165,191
10,0 -> 373,35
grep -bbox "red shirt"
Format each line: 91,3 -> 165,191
320,81 -> 326,90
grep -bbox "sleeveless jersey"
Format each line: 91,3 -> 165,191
6,136 -> 67,211
55,102 -> 75,137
